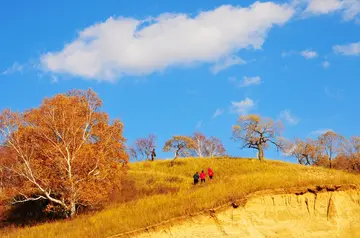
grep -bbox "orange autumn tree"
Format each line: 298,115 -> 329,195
285,138 -> 321,165
0,89 -> 128,218
232,114 -> 284,162
163,136 -> 196,165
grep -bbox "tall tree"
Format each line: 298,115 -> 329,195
163,136 -> 196,165
232,114 -> 284,162
318,131 -> 344,168
0,89 -> 128,218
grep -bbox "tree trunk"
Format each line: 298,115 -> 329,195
170,150 -> 179,166
329,158 -> 332,169
305,155 -> 310,165
258,147 -> 264,162
69,201 -> 76,218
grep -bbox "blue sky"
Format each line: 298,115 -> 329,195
1,0 -> 359,162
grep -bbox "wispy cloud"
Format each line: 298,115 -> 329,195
282,49 -> 318,59
230,97 -> 255,115
2,62 -> 24,75
51,75 -> 58,84
325,86 -> 343,100
212,108 -> 224,118
210,56 -> 246,74
322,61 -> 330,69
195,120 -> 203,129
230,76 -> 261,88
281,50 -> 296,57
279,110 -> 300,125
333,41 -> 360,56
310,128 -> 334,136
303,0 -> 360,22
301,50 -> 318,59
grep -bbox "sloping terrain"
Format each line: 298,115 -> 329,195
134,186 -> 360,238
2,157 -> 360,238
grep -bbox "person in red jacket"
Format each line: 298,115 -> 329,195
200,170 -> 206,183
208,168 -> 214,179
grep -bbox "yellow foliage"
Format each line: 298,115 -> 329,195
2,157 -> 360,238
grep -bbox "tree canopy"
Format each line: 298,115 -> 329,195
0,89 -> 128,218
232,114 -> 284,162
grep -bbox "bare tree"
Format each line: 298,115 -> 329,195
284,138 -> 321,165
191,132 -> 226,158
131,134 -> 156,161
192,132 -> 207,157
205,136 -> 226,158
318,131 -> 345,168
127,146 -> 139,161
232,114 -> 284,162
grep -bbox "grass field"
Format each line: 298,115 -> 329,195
1,157 -> 360,238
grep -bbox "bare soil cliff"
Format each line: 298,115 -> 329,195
133,186 -> 360,238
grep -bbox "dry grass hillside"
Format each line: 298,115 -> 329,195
1,157 -> 360,238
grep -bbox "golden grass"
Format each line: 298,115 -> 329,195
2,157 -> 360,238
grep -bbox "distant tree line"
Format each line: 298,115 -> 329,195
129,132 -> 226,165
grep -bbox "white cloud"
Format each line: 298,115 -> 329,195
322,61 -> 330,68
301,50 -> 318,59
230,97 -> 255,114
210,56 -> 246,74
40,2 -> 294,81
310,128 -> 334,135
213,108 -> 224,118
305,0 -> 343,14
282,49 -> 318,59
230,76 -> 261,87
279,110 -> 300,125
242,76 -> 261,86
333,41 -> 360,56
2,62 -> 24,75
303,0 -> 360,21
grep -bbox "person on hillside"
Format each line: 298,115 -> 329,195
151,148 -> 156,161
200,170 -> 206,183
208,168 -> 214,179
193,172 -> 200,185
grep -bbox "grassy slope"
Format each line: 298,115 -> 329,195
2,157 -> 360,238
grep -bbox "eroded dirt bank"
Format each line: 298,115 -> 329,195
131,186 -> 360,238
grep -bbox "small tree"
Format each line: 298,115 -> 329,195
344,136 -> 360,159
318,131 -> 344,168
192,132 -> 207,157
132,134 -> 156,161
285,138 -> 322,165
204,136 -> 226,158
191,132 -> 226,158
127,146 -> 139,161
232,114 -> 283,162
163,136 -> 196,165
